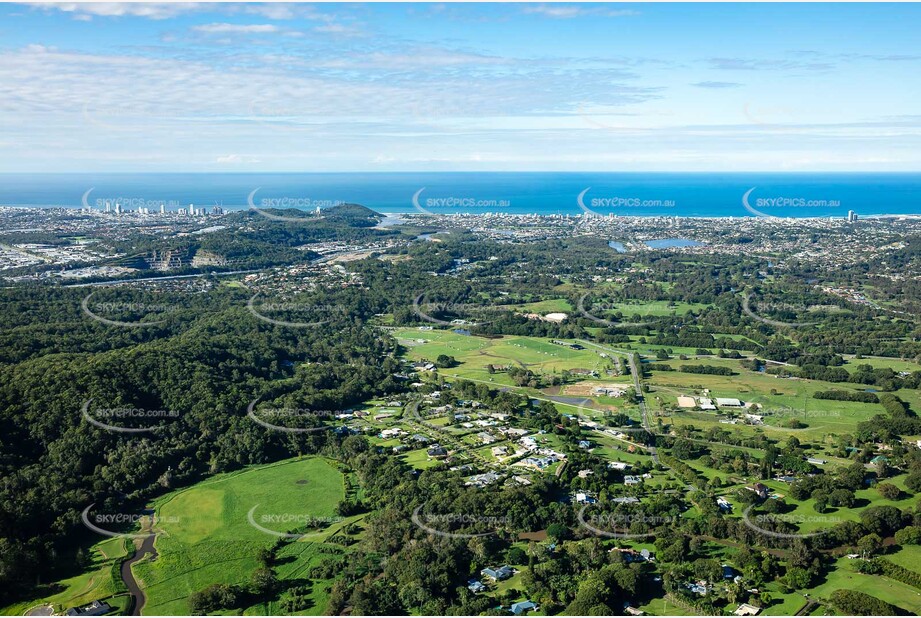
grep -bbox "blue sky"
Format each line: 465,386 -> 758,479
1,2 -> 919,172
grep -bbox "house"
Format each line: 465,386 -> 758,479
686,581 -> 710,596
467,579 -> 486,593
806,457 -> 827,465
608,461 -> 630,471
481,565 -> 514,581
612,496 -> 640,504
716,398 -> 744,408
492,445 -> 509,457
593,386 -> 627,397
379,428 -> 405,440
698,398 -> 717,411
510,601 -> 538,615
574,491 -> 596,504
427,445 -> 448,458
624,603 -> 645,616
465,472 -> 501,487
477,431 -> 497,444
775,475 -> 796,483
578,440 -> 592,449
734,603 -> 761,616
65,601 -> 112,617
747,483 -> 769,500
578,469 -> 594,479
612,548 -> 651,563
624,475 -> 642,485
717,496 -> 733,512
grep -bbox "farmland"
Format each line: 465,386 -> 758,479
132,457 -> 349,615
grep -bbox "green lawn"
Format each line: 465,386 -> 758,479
134,456 -> 347,615
394,329 -> 619,386
590,299 -> 712,318
809,557 -> 921,614
1,537 -> 129,616
887,545 -> 921,575
646,357 -> 889,439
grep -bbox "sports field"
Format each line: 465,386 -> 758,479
133,457 -> 348,615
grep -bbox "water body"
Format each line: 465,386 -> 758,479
645,238 -> 704,249
1,172 -> 919,218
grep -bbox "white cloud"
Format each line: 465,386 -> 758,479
22,2 -> 205,20
192,22 -> 280,34
216,154 -> 260,164
523,5 -> 640,19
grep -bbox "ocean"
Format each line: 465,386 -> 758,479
0,172 -> 918,218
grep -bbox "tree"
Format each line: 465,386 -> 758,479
547,523 -> 569,541
784,567 -> 812,590
906,472 -> 921,493
895,525 -> 921,545
829,488 -> 855,508
858,533 -> 883,559
877,483 -> 901,500
435,354 -> 458,368
250,567 -> 278,595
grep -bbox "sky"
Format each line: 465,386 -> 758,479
0,2 -> 919,173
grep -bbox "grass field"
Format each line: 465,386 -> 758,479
591,299 -> 712,318
499,298 -> 574,314
886,545 -> 921,574
1,537 -> 130,616
394,329 -> 619,387
133,456 -> 347,615
809,557 -> 921,614
645,356 -> 889,440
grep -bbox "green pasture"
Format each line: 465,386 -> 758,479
134,457 -> 346,615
